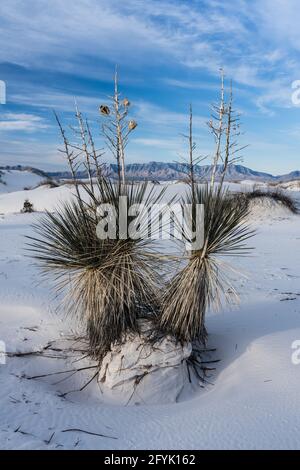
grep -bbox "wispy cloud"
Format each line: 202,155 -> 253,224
134,101 -> 207,130
0,113 -> 49,132
1,0 -> 300,171
132,137 -> 178,150
10,88 -> 105,115
1,1 -> 298,100
0,0 -> 287,86
163,78 -> 220,91
0,136 -> 61,168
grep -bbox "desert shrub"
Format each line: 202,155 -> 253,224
35,179 -> 59,189
28,68 -> 254,376
21,199 -> 34,213
158,184 -> 253,344
239,188 -> 298,214
28,178 -> 166,361
61,179 -> 86,186
27,72 -> 161,362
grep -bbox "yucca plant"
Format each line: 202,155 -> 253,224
27,177 -> 166,361
158,184 -> 253,344
158,72 -> 254,345
26,70 -> 164,361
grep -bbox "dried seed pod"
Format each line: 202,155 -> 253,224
123,98 -> 130,107
99,105 -> 110,116
128,120 -> 137,131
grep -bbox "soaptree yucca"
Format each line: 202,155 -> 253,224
158,71 -> 254,345
158,184 -> 253,343
28,70 -> 165,361
28,178 -> 166,360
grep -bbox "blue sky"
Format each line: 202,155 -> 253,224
1,0 -> 300,174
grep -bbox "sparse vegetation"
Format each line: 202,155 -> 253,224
35,179 -> 59,189
239,188 -> 298,214
28,72 -> 166,362
158,186 -> 253,344
0,171 -> 5,185
28,69 -> 255,386
28,179 -> 167,361
158,71 -> 254,346
21,199 -> 35,213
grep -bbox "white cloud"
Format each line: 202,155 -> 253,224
0,137 -> 62,169
0,113 -> 49,132
254,80 -> 296,115
255,0 -> 300,50
10,89 -> 105,115
134,101 -> 206,129
163,78 -> 219,91
132,137 -> 178,150
1,0 -> 300,171
0,0 -> 298,112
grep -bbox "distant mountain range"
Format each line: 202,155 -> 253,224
1,162 -> 300,183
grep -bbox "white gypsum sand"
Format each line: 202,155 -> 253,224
0,181 -> 300,449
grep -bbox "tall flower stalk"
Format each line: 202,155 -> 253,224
100,67 -> 137,185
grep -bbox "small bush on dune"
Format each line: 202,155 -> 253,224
35,178 -> 59,189
21,199 -> 34,213
239,188 -> 298,214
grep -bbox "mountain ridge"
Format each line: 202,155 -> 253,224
1,162 -> 300,182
